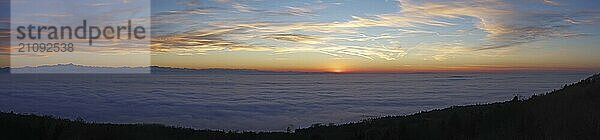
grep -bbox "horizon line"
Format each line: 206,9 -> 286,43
3,63 -> 599,74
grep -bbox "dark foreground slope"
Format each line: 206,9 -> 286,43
296,73 -> 600,140
1,74 -> 599,140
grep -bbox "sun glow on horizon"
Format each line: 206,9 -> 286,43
331,69 -> 345,73
327,64 -> 348,73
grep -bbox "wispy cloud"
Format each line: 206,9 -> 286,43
176,0 -> 201,7
282,6 -> 314,16
412,42 -> 472,61
0,17 -> 8,56
150,0 -> 417,60
152,24 -> 407,60
231,2 -> 254,13
151,0 -> 598,62
542,0 -> 560,6
84,2 -> 114,7
396,0 -> 596,51
475,9 -> 597,50
261,34 -> 322,44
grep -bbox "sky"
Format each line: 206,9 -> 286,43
2,0 -> 600,72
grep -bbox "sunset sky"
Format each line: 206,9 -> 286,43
2,0 -> 600,72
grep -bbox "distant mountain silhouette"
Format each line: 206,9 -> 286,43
150,66 -> 312,74
10,63 -> 149,73
5,64 -> 320,74
1,73 -> 599,140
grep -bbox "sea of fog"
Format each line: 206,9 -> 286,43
0,72 -> 594,131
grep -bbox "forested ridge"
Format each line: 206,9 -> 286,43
1,73 -> 599,140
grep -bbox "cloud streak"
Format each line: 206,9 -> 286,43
150,0 -> 599,62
